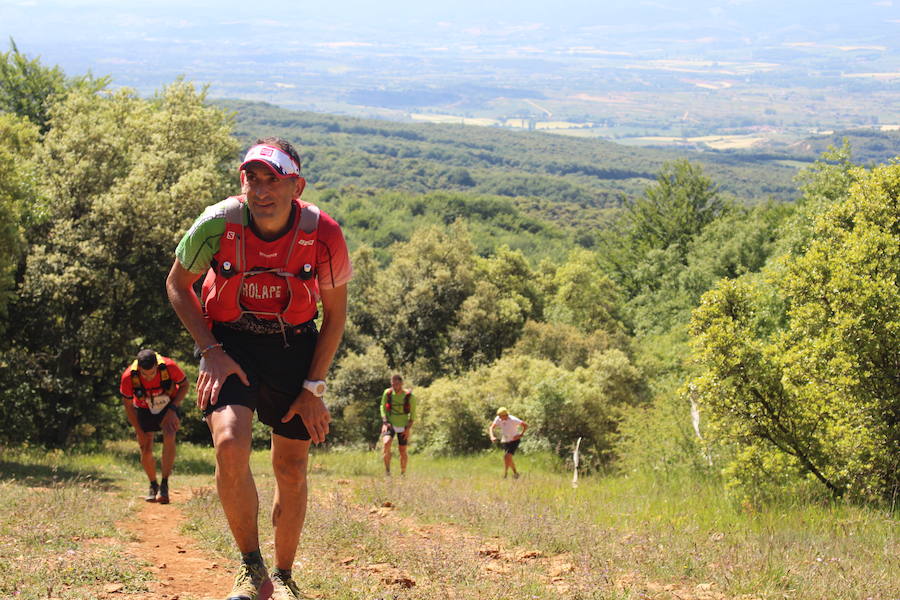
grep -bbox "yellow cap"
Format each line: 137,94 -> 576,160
496,407 -> 509,416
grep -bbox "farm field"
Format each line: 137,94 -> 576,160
617,134 -> 768,150
2,443 -> 897,600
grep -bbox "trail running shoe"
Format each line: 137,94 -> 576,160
225,561 -> 271,600
145,482 -> 159,502
156,480 -> 169,504
270,569 -> 301,600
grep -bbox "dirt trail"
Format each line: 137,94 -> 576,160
326,482 -> 736,600
351,496 -> 581,594
97,480 -> 737,600
110,488 -> 233,600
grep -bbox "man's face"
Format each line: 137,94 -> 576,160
138,365 -> 158,379
391,377 -> 403,392
241,162 -> 305,230
499,413 -> 509,421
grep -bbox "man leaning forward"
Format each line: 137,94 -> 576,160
167,137 -> 352,600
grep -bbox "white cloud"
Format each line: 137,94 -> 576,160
315,41 -> 375,48
97,57 -> 140,64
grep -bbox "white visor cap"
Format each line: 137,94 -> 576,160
240,144 -> 301,179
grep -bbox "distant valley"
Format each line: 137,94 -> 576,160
4,0 -> 898,148
223,99 -> 900,211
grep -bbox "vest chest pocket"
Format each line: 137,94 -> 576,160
148,394 -> 171,415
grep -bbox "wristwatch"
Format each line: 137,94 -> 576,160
302,379 -> 327,397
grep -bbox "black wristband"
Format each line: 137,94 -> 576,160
172,405 -> 183,418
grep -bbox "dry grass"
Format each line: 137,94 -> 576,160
1,444 -> 897,599
312,452 -> 899,600
180,449 -> 900,599
0,446 -> 152,599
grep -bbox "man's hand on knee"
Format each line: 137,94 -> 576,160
162,410 -> 180,435
283,391 -> 331,444
197,350 -> 249,411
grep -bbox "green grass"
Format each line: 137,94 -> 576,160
0,441 -> 223,599
1,443 -> 897,599
311,450 -> 899,599
0,445 -> 151,599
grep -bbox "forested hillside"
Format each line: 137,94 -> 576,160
1,46 -> 897,506
793,130 -> 900,166
221,99 -> 804,206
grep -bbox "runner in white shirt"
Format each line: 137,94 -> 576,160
488,407 -> 528,479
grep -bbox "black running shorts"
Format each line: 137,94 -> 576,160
501,439 -> 520,455
203,322 -> 317,440
136,404 -> 175,433
383,426 -> 409,446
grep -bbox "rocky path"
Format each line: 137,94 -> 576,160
106,488 -> 233,600
92,481 -> 735,600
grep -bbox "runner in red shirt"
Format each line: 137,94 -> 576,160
119,349 -> 189,504
167,137 -> 351,600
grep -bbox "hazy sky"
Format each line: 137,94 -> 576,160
3,0 -> 897,40
1,0 -> 897,101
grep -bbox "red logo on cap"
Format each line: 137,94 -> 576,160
260,147 -> 274,156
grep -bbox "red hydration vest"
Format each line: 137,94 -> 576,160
201,196 -> 320,326
129,355 -> 172,399
385,389 -> 412,414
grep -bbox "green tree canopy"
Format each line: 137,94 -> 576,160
627,159 -> 723,252
0,113 -> 42,325
326,344 -> 391,447
0,80 -> 236,446
600,159 -> 724,299
0,39 -> 108,133
443,246 -> 540,370
545,248 -> 625,336
354,222 -> 477,382
690,161 -> 900,502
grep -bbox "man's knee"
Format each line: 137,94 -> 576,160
214,431 -> 251,467
210,408 -> 252,461
138,437 -> 154,454
273,450 -> 308,484
270,437 -> 310,494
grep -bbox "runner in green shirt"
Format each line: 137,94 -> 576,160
379,374 -> 416,475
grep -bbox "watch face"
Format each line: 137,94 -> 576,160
306,380 -> 326,395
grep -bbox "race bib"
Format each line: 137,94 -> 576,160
148,394 -> 171,415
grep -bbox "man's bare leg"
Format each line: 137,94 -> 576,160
271,434 -> 311,570
161,430 -> 176,479
382,436 -> 393,474
398,444 -> 408,474
208,405 -> 260,553
136,430 -> 157,482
